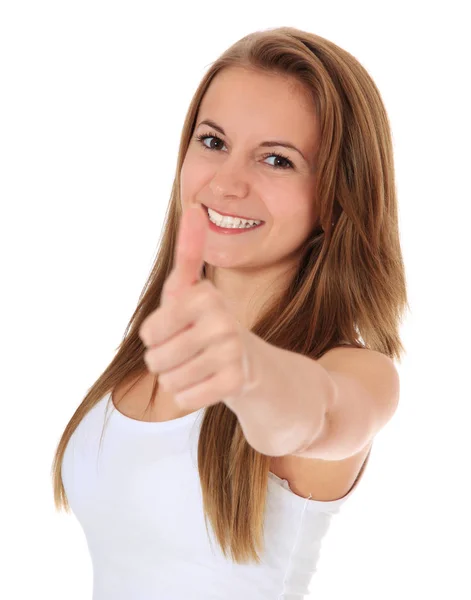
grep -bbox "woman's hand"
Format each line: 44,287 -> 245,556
138,204 -> 254,410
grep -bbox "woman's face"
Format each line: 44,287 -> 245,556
180,66 -> 320,275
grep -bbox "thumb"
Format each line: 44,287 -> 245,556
162,203 -> 208,301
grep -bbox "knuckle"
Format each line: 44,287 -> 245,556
144,351 -> 155,371
158,372 -> 170,387
219,313 -> 236,337
198,281 -> 220,305
227,337 -> 243,359
192,290 -> 210,313
226,366 -> 244,392
198,310 -> 227,338
217,337 -> 242,367
213,313 -> 231,336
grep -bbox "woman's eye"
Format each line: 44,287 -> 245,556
196,133 -> 294,170
202,136 -> 224,150
263,155 -> 292,169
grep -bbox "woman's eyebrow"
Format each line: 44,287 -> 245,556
196,118 -> 307,162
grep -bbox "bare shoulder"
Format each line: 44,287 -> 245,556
316,343 -> 397,373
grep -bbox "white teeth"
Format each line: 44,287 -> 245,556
207,207 -> 262,229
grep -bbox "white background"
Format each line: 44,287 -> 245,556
1,1 -> 470,598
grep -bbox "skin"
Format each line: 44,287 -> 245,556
180,66 -> 321,329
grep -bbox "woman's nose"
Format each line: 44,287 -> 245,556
209,171 -> 249,198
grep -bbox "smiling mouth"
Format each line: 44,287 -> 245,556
202,204 -> 264,222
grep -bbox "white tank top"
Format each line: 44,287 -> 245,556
61,392 -> 371,599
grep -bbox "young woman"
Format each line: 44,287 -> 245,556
51,26 -> 408,599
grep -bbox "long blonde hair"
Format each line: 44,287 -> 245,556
51,26 -> 409,565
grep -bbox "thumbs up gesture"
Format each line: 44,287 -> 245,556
138,204 -> 255,410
